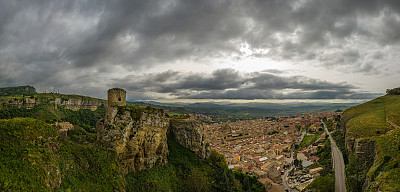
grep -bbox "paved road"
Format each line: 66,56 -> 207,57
322,121 -> 347,192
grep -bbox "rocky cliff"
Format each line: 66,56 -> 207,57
354,138 -> 376,162
169,117 -> 210,159
97,105 -> 169,174
4,94 -> 105,110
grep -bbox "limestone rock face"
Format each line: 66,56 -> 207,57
54,98 -> 103,111
169,117 -> 209,159
354,138 -> 376,162
6,97 -> 104,111
97,106 -> 169,174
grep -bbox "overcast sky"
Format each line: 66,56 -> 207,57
0,0 -> 399,100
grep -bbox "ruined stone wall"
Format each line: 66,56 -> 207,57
107,88 -> 126,107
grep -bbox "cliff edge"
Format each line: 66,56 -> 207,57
97,105 -> 169,174
169,117 -> 210,159
96,88 -> 210,175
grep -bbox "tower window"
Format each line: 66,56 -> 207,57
118,98 -> 121,101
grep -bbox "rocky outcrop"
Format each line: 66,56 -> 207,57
6,96 -> 105,110
354,138 -> 376,162
7,97 -> 37,109
97,106 -> 169,174
54,97 -> 104,111
353,138 -> 377,191
169,117 -> 210,159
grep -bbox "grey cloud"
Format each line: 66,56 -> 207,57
261,69 -> 285,74
0,0 -> 397,96
111,69 -> 375,99
3,0 -> 399,71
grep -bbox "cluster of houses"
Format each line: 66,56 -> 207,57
205,111 -> 340,191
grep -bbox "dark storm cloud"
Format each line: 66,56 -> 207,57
0,0 -> 396,98
111,69 -> 376,99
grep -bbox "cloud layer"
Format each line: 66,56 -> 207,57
111,69 -> 379,99
0,0 -> 398,99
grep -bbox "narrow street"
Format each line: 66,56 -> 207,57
281,131 -> 306,192
322,120 -> 347,192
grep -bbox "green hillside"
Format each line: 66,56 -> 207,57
0,85 -> 37,96
0,102 -> 106,133
342,93 -> 400,191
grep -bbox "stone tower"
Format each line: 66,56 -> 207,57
108,88 -> 126,107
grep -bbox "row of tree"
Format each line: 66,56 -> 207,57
386,87 -> 400,95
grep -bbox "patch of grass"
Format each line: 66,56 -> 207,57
344,96 -> 392,139
385,95 -> 400,126
298,134 -> 320,149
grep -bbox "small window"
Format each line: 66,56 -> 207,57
118,98 -> 121,101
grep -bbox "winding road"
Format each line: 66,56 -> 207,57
322,120 -> 347,192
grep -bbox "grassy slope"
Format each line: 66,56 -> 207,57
342,94 -> 400,191
343,96 -> 392,138
0,118 -> 124,191
0,118 -> 58,191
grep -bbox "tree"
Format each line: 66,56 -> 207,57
386,87 -> 400,95
208,150 -> 228,169
183,168 -> 211,192
243,176 -> 250,191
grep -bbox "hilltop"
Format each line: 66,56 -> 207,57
0,85 -> 37,96
341,88 -> 400,191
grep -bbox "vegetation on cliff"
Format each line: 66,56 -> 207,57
0,103 -> 105,132
0,85 -> 37,96
342,94 -> 400,191
386,87 -> 400,95
0,118 -> 125,191
126,135 -> 264,192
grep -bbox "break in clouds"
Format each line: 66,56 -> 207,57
0,0 -> 399,99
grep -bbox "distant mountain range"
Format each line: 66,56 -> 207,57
141,100 -> 363,122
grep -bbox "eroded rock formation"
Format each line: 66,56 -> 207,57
169,117 -> 209,159
97,106 -> 169,174
6,96 -> 104,110
97,88 -> 210,174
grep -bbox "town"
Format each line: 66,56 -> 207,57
206,111 -> 341,191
